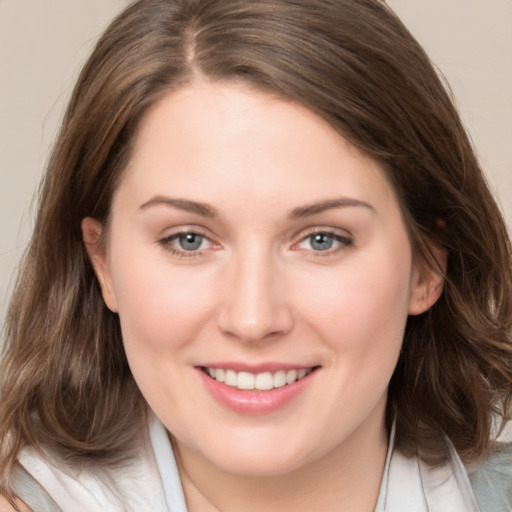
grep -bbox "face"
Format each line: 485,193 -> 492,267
83,82 -> 441,477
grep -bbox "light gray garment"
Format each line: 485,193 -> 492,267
14,414 -> 512,511
16,413 -> 185,512
8,466 -> 61,512
374,423 -> 480,512
467,442 -> 512,512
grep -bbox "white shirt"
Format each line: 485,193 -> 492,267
14,413 -> 512,511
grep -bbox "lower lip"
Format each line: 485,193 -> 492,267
197,368 -> 317,414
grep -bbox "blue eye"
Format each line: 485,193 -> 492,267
160,232 -> 210,255
298,231 -> 351,253
309,233 -> 335,251
176,233 -> 204,251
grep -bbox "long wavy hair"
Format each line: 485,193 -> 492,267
1,0 -> 511,490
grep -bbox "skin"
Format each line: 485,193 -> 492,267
83,82 -> 443,512
0,497 -> 31,512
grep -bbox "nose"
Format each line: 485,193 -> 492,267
217,248 -> 294,344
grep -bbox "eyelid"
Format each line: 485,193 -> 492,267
296,225 -> 352,240
157,227 -> 220,258
292,227 -> 353,255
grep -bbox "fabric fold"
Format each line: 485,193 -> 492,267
15,415 -> 490,511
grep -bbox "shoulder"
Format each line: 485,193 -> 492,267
0,495 -> 32,512
467,442 -> 512,512
10,415 -> 175,511
2,463 -> 61,512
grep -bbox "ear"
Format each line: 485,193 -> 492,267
81,217 -> 118,312
408,242 -> 447,316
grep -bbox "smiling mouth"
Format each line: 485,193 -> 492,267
201,366 -> 319,391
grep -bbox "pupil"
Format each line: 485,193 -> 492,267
179,233 -> 202,251
311,233 -> 333,251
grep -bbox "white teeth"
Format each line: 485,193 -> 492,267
206,367 -> 314,391
286,369 -> 297,384
237,372 -> 255,390
225,369 -> 237,387
273,370 -> 287,388
255,372 -> 273,390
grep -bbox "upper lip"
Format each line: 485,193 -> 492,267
197,362 -> 319,373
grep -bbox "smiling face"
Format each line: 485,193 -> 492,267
83,82 -> 442,479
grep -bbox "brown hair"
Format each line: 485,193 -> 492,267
1,0 -> 511,489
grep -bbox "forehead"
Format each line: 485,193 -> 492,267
116,82 -> 401,219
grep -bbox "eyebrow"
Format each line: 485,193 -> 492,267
138,195 -> 375,219
289,198 -> 376,218
139,196 -> 218,217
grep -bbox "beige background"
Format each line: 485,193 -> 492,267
1,0 -> 511,324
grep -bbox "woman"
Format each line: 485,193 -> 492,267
1,0 -> 511,510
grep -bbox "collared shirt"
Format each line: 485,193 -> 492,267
14,413 -> 512,511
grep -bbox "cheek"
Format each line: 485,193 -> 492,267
109,246 -> 216,356
299,254 -> 412,416
300,253 -> 412,357
110,254 -> 220,410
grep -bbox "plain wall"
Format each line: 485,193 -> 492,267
1,0 -> 511,324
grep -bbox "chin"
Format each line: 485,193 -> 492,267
190,431 -> 323,478
213,451 -> 310,478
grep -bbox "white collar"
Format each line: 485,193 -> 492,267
19,414 -> 480,512
375,422 -> 481,512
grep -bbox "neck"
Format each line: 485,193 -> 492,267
173,412 -> 389,512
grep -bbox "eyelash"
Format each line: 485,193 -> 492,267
158,230 -> 214,259
295,229 -> 352,257
158,228 -> 352,259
